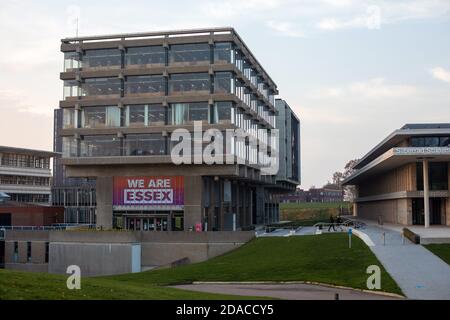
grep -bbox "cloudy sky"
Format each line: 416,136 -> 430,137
1,0 -> 449,188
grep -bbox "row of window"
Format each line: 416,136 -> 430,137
410,136 -> 450,147
12,241 -> 49,263
63,42 -> 275,105
64,43 -> 233,71
62,132 -> 273,161
52,188 -> 96,207
63,102 -> 235,129
0,175 -> 50,186
6,193 -> 50,203
0,154 -> 50,169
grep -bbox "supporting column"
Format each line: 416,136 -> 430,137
423,159 -> 430,228
96,176 -> 113,229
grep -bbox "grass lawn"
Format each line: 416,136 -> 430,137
0,233 -> 402,299
423,244 -> 450,265
280,202 -> 351,223
110,233 -> 402,295
0,269 -> 256,300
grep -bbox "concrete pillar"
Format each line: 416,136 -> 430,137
96,176 -> 113,229
184,175 -> 203,230
423,159 -> 430,228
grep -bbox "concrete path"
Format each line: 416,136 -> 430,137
171,283 -> 398,300
358,224 -> 450,300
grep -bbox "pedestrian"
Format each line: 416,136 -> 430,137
328,215 -> 336,232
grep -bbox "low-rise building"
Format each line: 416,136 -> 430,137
343,123 -> 450,227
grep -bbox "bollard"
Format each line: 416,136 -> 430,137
383,232 -> 386,246
334,293 -> 339,300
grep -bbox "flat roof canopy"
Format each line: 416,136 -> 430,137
343,147 -> 450,185
0,145 -> 58,158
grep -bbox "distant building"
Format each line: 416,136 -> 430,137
279,184 -> 344,203
343,123 -> 450,227
0,146 -> 55,204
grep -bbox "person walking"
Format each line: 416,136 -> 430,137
328,215 -> 336,232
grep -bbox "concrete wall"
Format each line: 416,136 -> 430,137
4,230 -> 49,273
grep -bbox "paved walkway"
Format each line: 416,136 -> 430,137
171,283 -> 398,300
358,224 -> 450,300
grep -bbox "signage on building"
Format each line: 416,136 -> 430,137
113,176 -> 184,206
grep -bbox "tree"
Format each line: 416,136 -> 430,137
332,171 -> 344,187
342,159 -> 359,201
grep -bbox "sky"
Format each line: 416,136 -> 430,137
0,0 -> 449,188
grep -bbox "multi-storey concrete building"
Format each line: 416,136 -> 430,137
58,27 -> 300,231
343,124 -> 450,227
0,146 -> 55,204
52,109 -> 97,225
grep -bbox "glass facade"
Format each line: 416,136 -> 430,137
0,153 -> 50,169
213,102 -> 233,124
411,136 -> 450,147
169,102 -> 209,125
416,162 -> 449,190
125,75 -> 165,96
81,106 -> 120,128
63,108 -> 76,129
80,135 -> 121,157
63,80 -> 80,99
125,46 -> 165,67
169,73 -> 210,95
124,134 -> 166,156
214,42 -> 234,64
169,43 -> 210,66
214,72 -> 235,94
83,48 -> 121,70
64,52 -> 81,72
124,104 -> 166,127
81,77 -> 121,97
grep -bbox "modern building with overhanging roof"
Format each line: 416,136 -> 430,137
0,146 -> 56,204
343,124 -> 450,227
58,27 -> 300,231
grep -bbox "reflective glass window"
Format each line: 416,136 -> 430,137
168,73 -> 210,95
125,75 -> 165,96
82,77 -> 121,97
83,49 -> 121,70
214,42 -> 234,64
63,108 -> 76,129
169,43 -> 210,66
63,80 -> 79,99
124,134 -> 166,156
81,106 -> 120,128
80,135 -> 121,157
125,46 -> 165,67
214,72 -> 235,94
64,51 -> 81,72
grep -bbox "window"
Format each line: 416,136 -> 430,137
125,105 -> 146,127
169,73 -> 210,95
169,102 -> 209,125
27,242 -> 32,263
213,102 -> 233,124
64,51 -> 81,72
63,80 -> 79,99
214,72 -> 235,94
80,136 -> 121,157
411,136 -> 450,147
124,134 -> 166,156
214,42 -> 234,64
81,77 -> 121,97
169,43 -> 210,66
83,48 -> 121,70
125,75 -> 165,96
125,46 -> 165,67
45,242 -> 49,263
62,136 -> 78,157
148,104 -> 166,126
13,242 -> 18,263
416,162 -> 449,191
63,108 -> 76,129
81,106 -> 120,128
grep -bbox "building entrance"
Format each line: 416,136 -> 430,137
412,198 -> 444,225
126,216 -> 168,231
